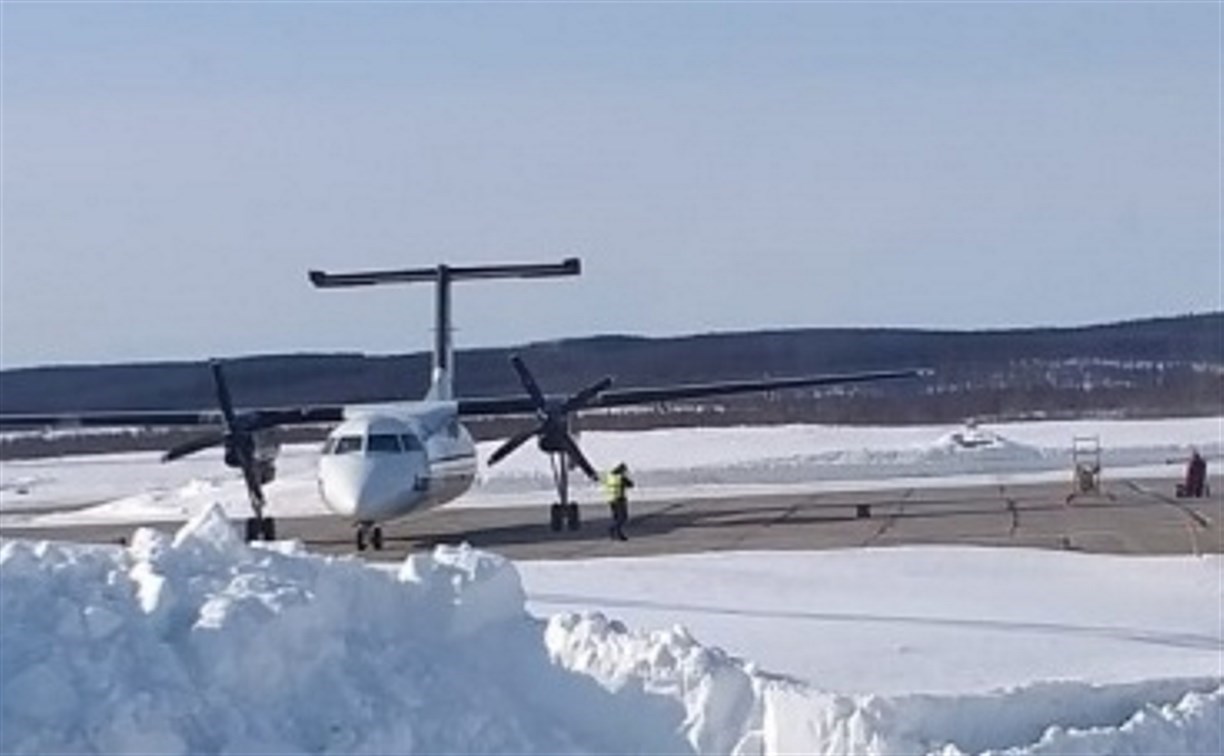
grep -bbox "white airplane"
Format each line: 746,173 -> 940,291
0,259 -> 924,550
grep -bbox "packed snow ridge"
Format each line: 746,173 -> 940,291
2,507 -> 1220,755
475,418 -> 1221,496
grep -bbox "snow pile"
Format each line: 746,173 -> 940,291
2,510 -> 1221,755
545,613 -> 761,754
921,425 -> 1045,462
762,679 -> 1223,755
1,510 -> 571,754
0,506 -> 756,755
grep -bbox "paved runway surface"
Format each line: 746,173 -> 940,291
2,476 -> 1220,561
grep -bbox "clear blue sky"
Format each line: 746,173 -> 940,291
1,1 -> 1219,368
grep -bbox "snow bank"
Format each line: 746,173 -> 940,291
471,417 -> 1221,500
6,417 -> 1218,524
547,614 -> 1221,756
2,510 -> 1220,755
545,613 -> 760,754
522,548 -> 1224,695
0,506 -> 749,755
762,679 -> 1223,755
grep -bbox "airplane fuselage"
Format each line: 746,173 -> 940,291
316,401 -> 478,524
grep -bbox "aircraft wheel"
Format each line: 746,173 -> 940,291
262,517 -> 277,541
372,527 -> 384,551
356,527 -> 367,551
549,504 -> 564,532
565,503 -> 581,531
244,518 -> 261,543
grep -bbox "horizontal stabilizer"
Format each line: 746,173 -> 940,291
309,258 -> 583,401
308,258 -> 581,288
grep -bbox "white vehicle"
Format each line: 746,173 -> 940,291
0,259 -> 922,550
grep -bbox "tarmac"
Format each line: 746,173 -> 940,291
1,475 -> 1219,562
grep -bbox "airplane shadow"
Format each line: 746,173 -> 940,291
286,480 -> 1215,556
303,495 -> 1172,554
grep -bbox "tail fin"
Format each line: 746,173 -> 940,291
426,367 -> 453,401
309,259 -> 581,401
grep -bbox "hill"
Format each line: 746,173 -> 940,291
1,314 -> 1219,457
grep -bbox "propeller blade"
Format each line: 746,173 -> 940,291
510,355 -> 548,412
560,433 -> 599,481
487,425 -> 541,467
162,431 -> 227,462
209,360 -> 238,429
562,376 -> 614,414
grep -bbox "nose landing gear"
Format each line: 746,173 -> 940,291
355,522 -> 385,551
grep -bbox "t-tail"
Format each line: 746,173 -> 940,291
308,258 -> 582,401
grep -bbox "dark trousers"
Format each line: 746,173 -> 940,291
609,499 -> 628,540
1185,461 -> 1207,497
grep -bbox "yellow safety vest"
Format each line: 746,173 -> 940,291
604,471 -> 628,502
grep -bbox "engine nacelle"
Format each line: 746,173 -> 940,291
255,459 -> 276,486
252,430 -> 281,464
223,430 -> 281,483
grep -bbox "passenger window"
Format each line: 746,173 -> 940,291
367,434 -> 403,454
333,436 -> 363,455
400,434 -> 423,452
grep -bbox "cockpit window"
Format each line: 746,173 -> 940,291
333,435 -> 363,455
321,437 -> 337,455
366,434 -> 403,454
400,434 -> 423,452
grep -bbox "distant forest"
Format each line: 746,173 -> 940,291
1,313 -> 1220,458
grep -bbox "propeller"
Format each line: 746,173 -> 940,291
162,360 -> 273,514
486,355 -> 612,481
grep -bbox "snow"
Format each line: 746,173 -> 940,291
518,548 -> 1223,695
2,509 -> 1220,755
472,417 -> 1222,504
0,444 -> 332,524
2,416 -> 1220,525
2,417 -> 1222,753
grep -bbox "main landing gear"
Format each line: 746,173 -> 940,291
547,453 -> 583,533
244,516 -> 277,542
355,522 -> 385,551
550,502 -> 581,532
241,471 -> 277,543
161,359 -> 283,545
481,356 -> 608,535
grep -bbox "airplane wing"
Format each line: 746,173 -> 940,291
0,406 -> 346,430
2,367 -> 925,426
456,368 -> 925,417
591,368 -> 924,409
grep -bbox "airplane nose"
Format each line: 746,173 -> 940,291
321,469 -> 362,517
321,459 -> 406,520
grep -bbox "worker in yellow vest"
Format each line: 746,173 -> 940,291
603,462 -> 635,541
